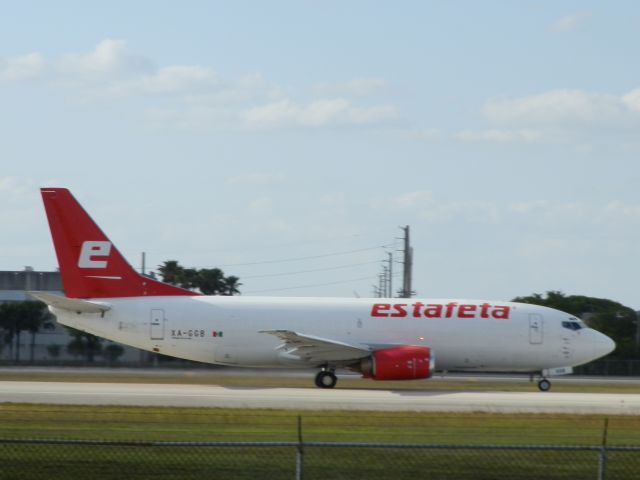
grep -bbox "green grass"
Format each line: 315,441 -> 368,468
3,443 -> 630,480
1,403 -> 639,446
1,404 -> 639,479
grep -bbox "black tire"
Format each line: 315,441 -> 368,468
315,371 -> 337,389
538,379 -> 551,392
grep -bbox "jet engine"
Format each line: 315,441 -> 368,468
358,345 -> 434,380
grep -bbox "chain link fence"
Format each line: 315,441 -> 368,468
1,439 -> 639,480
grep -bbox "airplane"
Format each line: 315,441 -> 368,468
31,188 -> 615,392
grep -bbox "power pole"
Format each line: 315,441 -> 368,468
400,225 -> 413,298
383,266 -> 389,298
387,251 -> 393,298
378,272 -> 386,299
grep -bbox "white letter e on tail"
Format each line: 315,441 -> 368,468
78,241 -> 112,268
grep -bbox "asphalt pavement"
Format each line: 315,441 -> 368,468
2,380 -> 640,414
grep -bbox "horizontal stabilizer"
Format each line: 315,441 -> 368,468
260,329 -> 371,363
29,291 -> 111,314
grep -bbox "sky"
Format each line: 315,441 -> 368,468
1,1 -> 639,308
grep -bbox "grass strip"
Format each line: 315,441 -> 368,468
1,403 -> 639,446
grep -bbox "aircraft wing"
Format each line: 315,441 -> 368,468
260,329 -> 372,364
29,291 -> 111,314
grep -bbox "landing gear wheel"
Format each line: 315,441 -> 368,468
315,371 -> 337,389
538,379 -> 551,392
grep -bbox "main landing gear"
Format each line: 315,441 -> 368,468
315,368 -> 337,389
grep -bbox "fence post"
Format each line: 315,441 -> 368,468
296,415 -> 304,480
598,447 -> 607,480
598,418 -> 609,480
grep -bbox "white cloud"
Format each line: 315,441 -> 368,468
622,89 -> 640,113
1,39 -> 399,131
371,191 -> 500,224
303,99 -> 353,126
140,65 -> 216,93
392,191 -> 433,208
550,12 -> 592,33
243,99 -> 300,129
508,201 -> 549,215
243,98 -> 398,129
110,65 -> 217,97
484,90 -> 623,123
345,104 -> 398,125
0,53 -> 46,81
601,201 -> 640,222
483,89 -> 637,127
376,192 -> 640,232
408,86 -> 640,149
454,129 -> 543,144
57,42 -> 218,98
184,73 -> 268,105
58,39 -> 152,79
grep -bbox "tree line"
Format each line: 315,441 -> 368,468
0,301 -> 53,363
0,301 -> 126,364
156,261 -> 241,295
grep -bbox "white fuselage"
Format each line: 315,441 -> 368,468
50,296 -> 613,373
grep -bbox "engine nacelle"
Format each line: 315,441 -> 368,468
359,345 -> 434,381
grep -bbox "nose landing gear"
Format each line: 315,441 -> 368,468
537,378 -> 551,392
530,373 -> 552,391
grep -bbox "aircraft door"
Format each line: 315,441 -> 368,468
150,309 -> 165,340
528,313 -> 544,344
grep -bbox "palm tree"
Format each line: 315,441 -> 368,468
196,268 -> 226,295
66,328 -> 103,363
0,303 -> 17,361
157,260 -> 184,285
157,260 -> 241,295
223,276 -> 242,296
20,301 -> 54,364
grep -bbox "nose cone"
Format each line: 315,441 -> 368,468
593,331 -> 616,359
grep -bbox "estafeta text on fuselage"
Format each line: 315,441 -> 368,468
370,302 -> 512,319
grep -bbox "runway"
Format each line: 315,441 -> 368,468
2,381 -> 640,414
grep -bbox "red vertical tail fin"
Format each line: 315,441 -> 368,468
41,188 -> 196,299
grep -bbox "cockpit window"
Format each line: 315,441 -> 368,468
562,321 -> 584,331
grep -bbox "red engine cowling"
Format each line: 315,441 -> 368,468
360,346 -> 434,381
